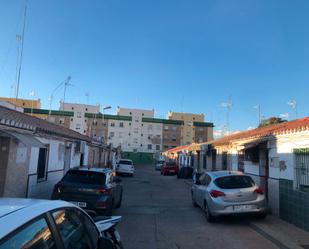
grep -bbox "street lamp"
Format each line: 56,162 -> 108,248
102,105 -> 111,144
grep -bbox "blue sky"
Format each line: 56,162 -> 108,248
0,0 -> 309,132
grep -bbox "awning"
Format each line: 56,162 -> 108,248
243,137 -> 268,150
0,130 -> 46,148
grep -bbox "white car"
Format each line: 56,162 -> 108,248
0,198 -> 117,249
116,159 -> 135,176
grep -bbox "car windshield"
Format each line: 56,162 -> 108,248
62,170 -> 106,185
119,160 -> 132,165
214,175 -> 255,189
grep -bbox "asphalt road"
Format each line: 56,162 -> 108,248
114,165 -> 283,249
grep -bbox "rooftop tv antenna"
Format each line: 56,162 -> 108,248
15,1 -> 27,103
220,96 -> 233,134
253,104 -> 261,126
287,100 -> 298,119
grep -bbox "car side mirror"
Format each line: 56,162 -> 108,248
98,237 -> 115,249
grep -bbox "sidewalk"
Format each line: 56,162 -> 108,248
250,215 -> 309,249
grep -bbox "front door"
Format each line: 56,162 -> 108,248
211,149 -> 217,171
64,144 -> 71,173
0,137 -> 10,196
259,148 -> 269,200
222,152 -> 228,170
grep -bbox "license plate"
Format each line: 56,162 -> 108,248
170,170 -> 175,173
70,201 -> 87,208
233,205 -> 253,211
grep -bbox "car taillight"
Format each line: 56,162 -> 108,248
209,189 -> 225,198
254,187 -> 264,195
98,188 -> 110,194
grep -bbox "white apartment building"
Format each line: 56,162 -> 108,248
107,107 -> 157,153
60,102 -> 100,135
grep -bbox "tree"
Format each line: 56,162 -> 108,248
258,117 -> 287,128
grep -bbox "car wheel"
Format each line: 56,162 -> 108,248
191,192 -> 198,207
204,201 -> 215,222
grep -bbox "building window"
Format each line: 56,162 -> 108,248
129,112 -> 132,115
110,122 -> 115,127
156,145 -> 160,151
70,118 -> 73,122
193,117 -> 195,120
109,132 -> 115,138
75,124 -> 81,130
141,134 -> 143,137
294,148 -> 309,192
59,118 -> 64,124
142,113 -> 144,116
140,144 -> 143,147
128,133 -> 131,136
77,112 -> 82,118
119,122 -> 124,128
37,147 -> 48,181
85,108 -> 88,111
172,126 -> 177,131
148,124 -> 153,130
129,123 -> 131,126
148,144 -> 152,150
71,107 -> 74,110
164,126 -> 169,130
164,145 -> 169,149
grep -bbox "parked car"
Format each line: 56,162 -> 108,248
0,198 -> 122,249
191,171 -> 268,222
155,160 -> 165,171
52,167 -> 123,216
160,161 -> 179,175
177,166 -> 193,179
116,159 -> 135,176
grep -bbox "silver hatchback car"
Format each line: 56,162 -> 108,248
191,171 -> 268,222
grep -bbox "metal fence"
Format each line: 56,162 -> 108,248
294,148 -> 309,192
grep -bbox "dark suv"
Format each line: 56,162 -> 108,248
52,167 -> 123,216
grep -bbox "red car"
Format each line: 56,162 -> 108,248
160,162 -> 179,175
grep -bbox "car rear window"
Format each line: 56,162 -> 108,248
166,162 -> 176,167
63,170 -> 106,185
119,160 -> 132,165
214,175 -> 255,189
